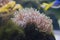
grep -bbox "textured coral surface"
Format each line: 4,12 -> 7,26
12,8 -> 53,33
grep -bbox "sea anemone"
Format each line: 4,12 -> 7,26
12,8 -> 53,34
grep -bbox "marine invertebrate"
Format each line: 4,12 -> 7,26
0,7 -> 55,40
13,4 -> 23,10
0,0 -> 11,7
0,0 -> 23,13
0,1 -> 16,13
0,0 -> 23,24
11,8 -> 56,40
12,8 -> 53,34
0,20 -> 25,40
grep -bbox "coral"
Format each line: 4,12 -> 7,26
0,20 -> 25,40
12,8 -> 53,34
0,0 -> 11,7
0,8 -> 55,40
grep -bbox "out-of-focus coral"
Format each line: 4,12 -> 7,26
12,8 -> 53,34
0,0 -> 23,13
0,1 -> 24,40
0,0 -> 23,24
0,20 -> 25,40
0,0 -> 11,7
41,2 -> 54,11
0,1 -> 16,13
13,4 -> 23,10
24,22 -> 55,40
0,7 -> 55,40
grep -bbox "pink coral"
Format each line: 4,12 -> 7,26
12,8 -> 53,33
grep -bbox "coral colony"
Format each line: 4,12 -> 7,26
11,8 -> 55,40
12,8 -> 53,34
0,0 -> 55,40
